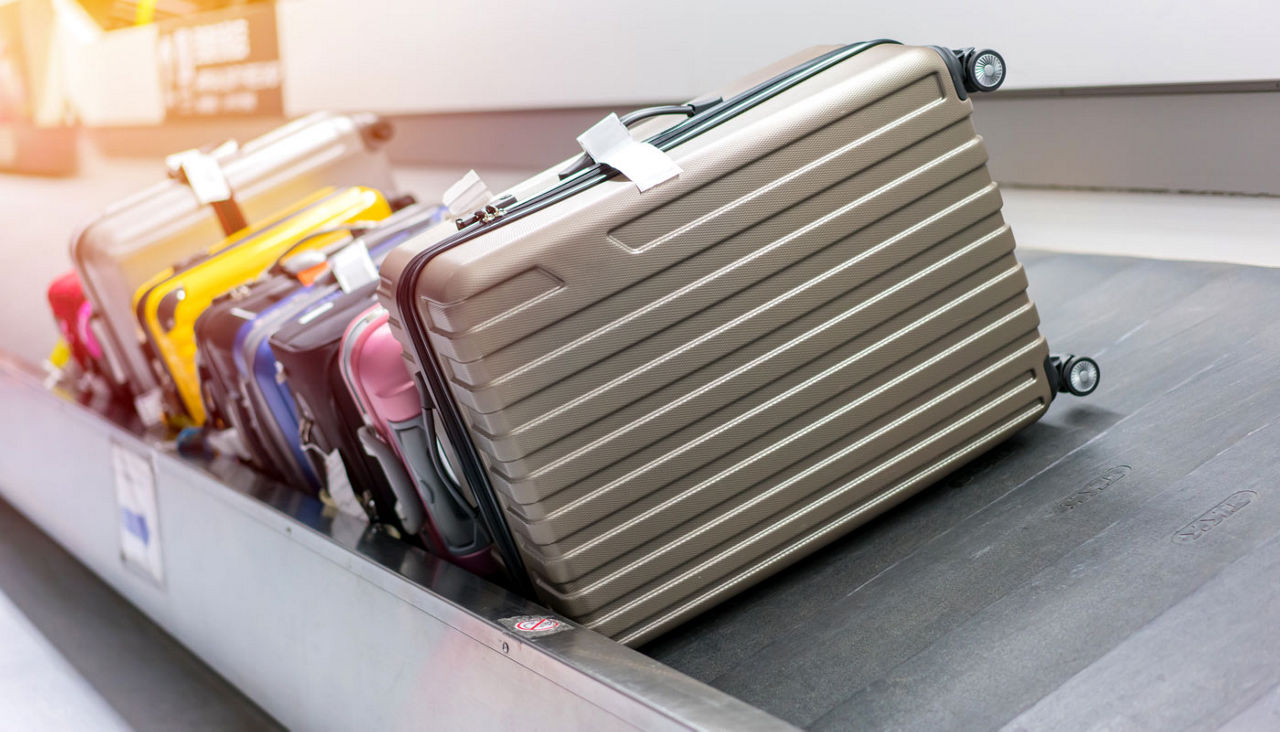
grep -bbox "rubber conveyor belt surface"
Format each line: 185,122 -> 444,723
645,252 -> 1280,730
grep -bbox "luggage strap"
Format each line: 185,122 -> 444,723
166,145 -> 249,236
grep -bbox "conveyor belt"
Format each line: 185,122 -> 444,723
644,252 -> 1280,729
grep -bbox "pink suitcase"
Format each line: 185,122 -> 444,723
45,270 -> 121,411
341,304 -> 494,572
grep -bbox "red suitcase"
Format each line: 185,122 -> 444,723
46,270 -> 102,371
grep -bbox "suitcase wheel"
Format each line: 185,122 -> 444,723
1056,355 -> 1100,397
963,49 -> 1006,93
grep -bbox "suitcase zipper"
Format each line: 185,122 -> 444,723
396,39 -> 905,595
453,194 -> 517,231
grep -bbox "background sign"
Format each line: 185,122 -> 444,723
156,3 -> 282,120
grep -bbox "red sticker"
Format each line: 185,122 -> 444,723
514,617 -> 561,633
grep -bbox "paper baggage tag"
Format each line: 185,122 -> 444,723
111,441 -> 164,585
134,388 -> 166,428
577,114 -> 682,192
323,449 -> 365,518
442,170 -> 493,218
330,240 -> 379,294
166,150 -> 233,204
206,428 -> 250,460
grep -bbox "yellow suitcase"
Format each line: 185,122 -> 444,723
134,186 -> 392,425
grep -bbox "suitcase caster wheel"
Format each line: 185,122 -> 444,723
1058,355 -> 1100,397
963,49 -> 1006,92
175,426 -> 212,458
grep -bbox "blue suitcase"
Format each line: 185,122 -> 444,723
194,203 -> 448,520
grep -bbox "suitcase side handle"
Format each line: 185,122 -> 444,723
385,414 -> 491,557
357,424 -> 427,536
558,98 -> 723,181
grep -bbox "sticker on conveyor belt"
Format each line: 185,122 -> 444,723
501,615 -> 567,637
1055,465 -> 1132,512
1173,490 -> 1257,544
111,441 -> 165,585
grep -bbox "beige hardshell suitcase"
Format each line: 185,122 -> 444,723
379,41 -> 1099,646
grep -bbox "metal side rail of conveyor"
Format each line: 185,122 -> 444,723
0,355 -> 790,731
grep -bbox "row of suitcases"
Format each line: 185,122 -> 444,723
45,41 -> 1099,646
51,113 -> 493,568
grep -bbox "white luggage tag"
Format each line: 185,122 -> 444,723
577,113 -> 682,192
330,239 -> 379,294
442,170 -> 493,218
134,388 -> 166,428
323,448 -> 366,519
165,147 -> 234,204
166,142 -> 247,234
205,427 -> 250,460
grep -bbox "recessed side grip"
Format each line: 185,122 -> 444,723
357,425 -> 425,536
386,415 -> 489,556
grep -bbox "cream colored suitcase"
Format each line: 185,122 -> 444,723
380,41 -> 1099,645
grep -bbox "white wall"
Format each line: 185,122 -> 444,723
56,0 -> 1280,122
278,0 -> 1280,114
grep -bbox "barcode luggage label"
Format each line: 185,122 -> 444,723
111,441 -> 165,585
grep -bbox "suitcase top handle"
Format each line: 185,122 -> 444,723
558,98 -> 723,181
165,143 -> 248,237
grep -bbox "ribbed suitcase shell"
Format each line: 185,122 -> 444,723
71,112 -> 398,408
381,43 -> 1053,645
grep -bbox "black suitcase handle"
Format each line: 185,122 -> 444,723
357,425 -> 427,537
385,414 -> 490,557
557,98 -> 723,180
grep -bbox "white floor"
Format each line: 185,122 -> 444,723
0,592 -> 129,731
